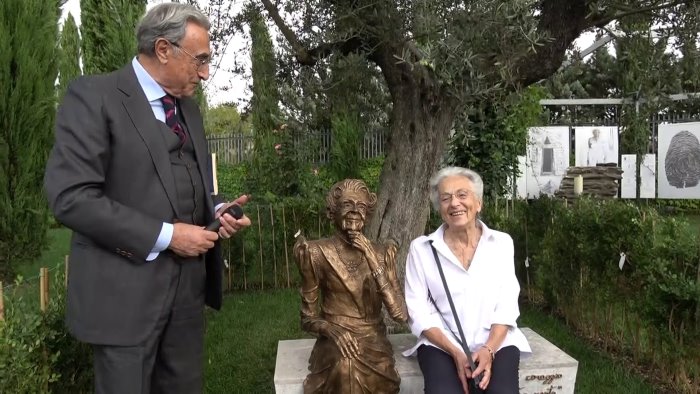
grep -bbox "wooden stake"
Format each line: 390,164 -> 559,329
40,267 -> 49,313
228,245 -> 232,291
64,255 -> 69,288
242,238 -> 247,291
257,205 -> 264,290
211,153 -> 218,195
525,267 -> 531,302
292,207 -> 298,238
0,281 -> 4,321
282,205 -> 290,288
226,259 -> 232,292
270,205 -> 278,288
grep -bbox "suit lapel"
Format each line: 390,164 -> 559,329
116,66 -> 180,217
180,98 -> 214,217
319,244 -> 364,310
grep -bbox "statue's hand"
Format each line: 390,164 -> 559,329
347,231 -> 380,271
323,323 -> 360,359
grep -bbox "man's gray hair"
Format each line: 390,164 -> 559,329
428,166 -> 484,211
136,3 -> 210,56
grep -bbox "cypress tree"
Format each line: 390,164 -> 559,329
0,0 -> 62,280
81,0 -> 146,74
247,5 -> 295,197
58,13 -> 81,100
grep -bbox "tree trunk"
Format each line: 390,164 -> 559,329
366,65 -> 457,279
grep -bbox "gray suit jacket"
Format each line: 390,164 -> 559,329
44,64 -> 223,346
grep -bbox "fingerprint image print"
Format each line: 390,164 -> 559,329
665,130 -> 700,188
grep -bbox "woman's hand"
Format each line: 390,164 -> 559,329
322,323 -> 360,359
449,348 -> 470,394
471,347 -> 494,390
347,231 -> 380,271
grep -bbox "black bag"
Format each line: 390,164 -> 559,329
428,240 -> 485,394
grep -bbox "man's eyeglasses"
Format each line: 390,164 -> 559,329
439,189 -> 473,204
169,41 -> 211,70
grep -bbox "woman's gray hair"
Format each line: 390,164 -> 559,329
136,3 -> 210,56
429,166 -> 484,211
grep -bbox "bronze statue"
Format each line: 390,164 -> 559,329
294,179 -> 408,394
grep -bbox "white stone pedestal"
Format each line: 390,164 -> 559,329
274,327 -> 578,394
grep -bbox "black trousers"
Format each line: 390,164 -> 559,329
92,258 -> 206,394
417,344 -> 520,394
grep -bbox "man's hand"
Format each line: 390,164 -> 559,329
214,194 -> 252,240
169,223 -> 219,257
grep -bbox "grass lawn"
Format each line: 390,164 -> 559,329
17,227 -> 671,392
204,289 -> 310,393
14,227 -> 71,281
204,289 -> 657,393
519,307 -> 653,394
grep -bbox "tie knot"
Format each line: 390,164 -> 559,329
161,94 -> 176,110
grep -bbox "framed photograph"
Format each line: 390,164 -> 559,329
658,122 -> 700,198
574,126 -> 619,167
524,126 -> 570,198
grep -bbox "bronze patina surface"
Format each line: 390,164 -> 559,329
294,179 -> 407,394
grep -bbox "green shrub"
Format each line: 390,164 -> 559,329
328,113 -> 363,180
517,198 -> 699,390
216,163 -> 248,200
358,156 -> 384,193
0,267 -> 92,393
220,197 -> 332,290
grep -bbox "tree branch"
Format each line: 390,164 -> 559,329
260,0 -> 366,66
588,0 -> 686,28
259,0 -> 315,65
514,0 -> 590,85
514,0 -> 685,86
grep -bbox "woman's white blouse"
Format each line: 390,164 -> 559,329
403,222 -> 531,357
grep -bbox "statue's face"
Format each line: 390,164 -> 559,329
334,189 -> 369,233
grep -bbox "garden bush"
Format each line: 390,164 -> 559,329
502,197 -> 700,392
0,267 -> 92,393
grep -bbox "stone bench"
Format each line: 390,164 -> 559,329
274,328 -> 578,394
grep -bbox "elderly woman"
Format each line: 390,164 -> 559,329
294,179 -> 407,393
403,167 -> 531,394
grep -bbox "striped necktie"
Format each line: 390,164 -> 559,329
161,94 -> 187,147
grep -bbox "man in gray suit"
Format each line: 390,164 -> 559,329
44,3 -> 251,393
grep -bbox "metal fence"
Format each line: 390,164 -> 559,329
541,102 -> 700,154
207,129 -> 387,165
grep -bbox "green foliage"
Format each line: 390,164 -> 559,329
81,0 -> 146,74
204,289 -> 659,393
204,103 -> 250,136
58,13 -> 81,100
0,0 -> 62,281
328,113 -> 363,180
216,156 -> 384,289
358,156 -> 384,193
246,5 -> 306,199
220,198 -> 330,289
216,163 -> 248,200
203,289 -> 309,393
450,86 -> 547,199
519,306 -> 655,394
489,198 -> 700,391
0,269 -> 93,393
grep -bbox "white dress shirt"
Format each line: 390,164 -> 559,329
403,221 -> 531,358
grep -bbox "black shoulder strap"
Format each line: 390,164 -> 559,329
429,240 -> 479,373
